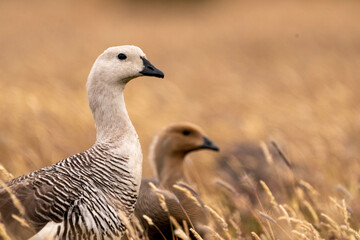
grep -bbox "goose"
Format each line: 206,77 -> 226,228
0,45 -> 164,240
217,142 -> 295,204
134,122 -> 219,240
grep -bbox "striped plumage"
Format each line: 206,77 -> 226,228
0,45 -> 164,240
6,144 -> 135,238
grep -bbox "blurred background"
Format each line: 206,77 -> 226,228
1,0 -> 360,238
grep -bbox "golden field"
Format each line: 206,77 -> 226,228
1,0 -> 360,239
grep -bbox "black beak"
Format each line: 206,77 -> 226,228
200,137 -> 220,151
139,57 -> 164,78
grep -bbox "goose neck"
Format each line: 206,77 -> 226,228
88,83 -> 134,145
156,153 -> 187,189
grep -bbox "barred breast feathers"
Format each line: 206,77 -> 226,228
0,45 -> 164,240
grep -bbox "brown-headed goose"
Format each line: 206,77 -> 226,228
0,46 -> 164,240
134,123 -> 219,240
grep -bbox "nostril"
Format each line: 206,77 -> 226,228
148,66 -> 154,71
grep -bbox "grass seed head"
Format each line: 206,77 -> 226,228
190,228 -> 204,240
142,215 -> 154,226
173,184 -> 202,207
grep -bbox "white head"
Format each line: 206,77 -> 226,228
86,45 -> 164,114
87,45 -> 164,86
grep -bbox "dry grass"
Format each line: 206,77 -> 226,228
1,0 -> 360,239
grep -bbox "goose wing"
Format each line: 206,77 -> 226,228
0,154 -> 127,239
0,166 -> 79,238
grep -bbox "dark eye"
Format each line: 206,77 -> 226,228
182,130 -> 191,136
117,53 -> 127,60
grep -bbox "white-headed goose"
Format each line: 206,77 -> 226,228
134,122 -> 219,240
0,45 -> 164,240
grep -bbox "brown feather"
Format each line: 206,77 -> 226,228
132,123 -> 218,240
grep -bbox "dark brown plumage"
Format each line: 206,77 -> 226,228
134,122 -> 219,240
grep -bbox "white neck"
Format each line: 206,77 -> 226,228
87,81 -> 133,145
86,63 -> 143,189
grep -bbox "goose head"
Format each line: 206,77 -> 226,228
87,45 -> 164,115
154,122 -> 219,157
87,45 -> 164,88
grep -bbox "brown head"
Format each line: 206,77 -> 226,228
149,122 -> 219,187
